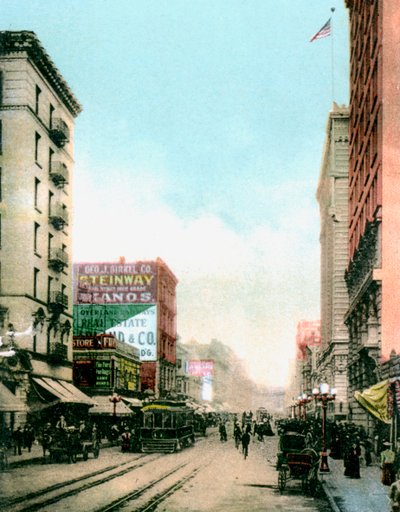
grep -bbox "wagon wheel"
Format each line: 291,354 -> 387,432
301,474 -> 308,494
278,467 -> 287,492
82,447 -> 88,461
307,466 -> 319,496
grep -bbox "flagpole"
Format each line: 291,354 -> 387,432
331,7 -> 335,104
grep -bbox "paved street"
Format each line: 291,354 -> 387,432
1,429 -> 331,511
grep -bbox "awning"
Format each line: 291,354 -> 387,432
89,395 -> 133,416
32,377 -> 96,406
0,383 -> 26,412
121,397 -> 143,408
354,379 -> 390,424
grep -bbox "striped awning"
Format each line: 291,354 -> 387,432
89,395 -> 133,416
32,377 -> 96,406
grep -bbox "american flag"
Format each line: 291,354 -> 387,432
310,18 -> 331,42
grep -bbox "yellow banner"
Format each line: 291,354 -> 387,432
354,380 -> 390,424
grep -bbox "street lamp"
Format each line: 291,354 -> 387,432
299,393 -> 313,420
109,392 -> 121,418
313,383 -> 336,472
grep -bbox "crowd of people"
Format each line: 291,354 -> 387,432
217,410 -> 275,460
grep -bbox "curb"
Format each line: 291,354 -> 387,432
321,480 -> 342,512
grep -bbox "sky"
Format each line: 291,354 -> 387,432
3,0 -> 349,388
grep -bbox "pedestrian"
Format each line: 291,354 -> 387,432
390,479 -> 400,512
12,426 -> 23,455
381,441 -> 396,486
219,422 -> 227,442
233,422 -> 242,449
121,427 -> 131,452
347,443 -> 361,478
56,415 -> 67,430
363,436 -> 373,467
23,424 -> 35,452
241,429 -> 250,459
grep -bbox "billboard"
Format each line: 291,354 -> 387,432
73,261 -> 157,304
188,360 -> 214,377
73,304 -> 157,361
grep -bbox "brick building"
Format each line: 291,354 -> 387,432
344,1 -> 400,426
73,258 -> 178,397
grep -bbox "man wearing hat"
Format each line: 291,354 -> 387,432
381,441 -> 396,485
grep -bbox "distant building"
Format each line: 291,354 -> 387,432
0,31 -> 89,431
175,341 -> 202,402
73,333 -> 141,417
316,105 -> 350,420
73,258 -> 178,397
344,1 -> 400,426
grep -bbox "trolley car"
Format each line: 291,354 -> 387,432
140,400 -> 195,453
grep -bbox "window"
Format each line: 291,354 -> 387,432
48,148 -> 54,173
48,190 -> 53,215
48,232 -> 53,258
34,177 -> 40,210
33,268 -> 40,298
47,276 -> 53,302
35,85 -> 41,115
34,222 -> 40,254
49,104 -> 54,129
35,132 -> 41,164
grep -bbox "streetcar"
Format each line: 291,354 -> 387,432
140,400 -> 195,453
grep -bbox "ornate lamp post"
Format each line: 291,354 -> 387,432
299,393 -> 313,421
109,392 -> 121,418
312,383 -> 336,472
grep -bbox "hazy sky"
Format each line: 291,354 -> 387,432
4,0 -> 349,387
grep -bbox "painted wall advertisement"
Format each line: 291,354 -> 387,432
73,304 -> 157,362
73,261 -> 157,304
188,360 -> 214,377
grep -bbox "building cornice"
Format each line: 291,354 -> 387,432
0,31 -> 82,117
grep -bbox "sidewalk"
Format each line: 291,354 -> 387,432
320,456 -> 392,512
6,443 -> 44,467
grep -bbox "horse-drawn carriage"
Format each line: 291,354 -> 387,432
45,428 -> 100,463
276,432 -> 319,495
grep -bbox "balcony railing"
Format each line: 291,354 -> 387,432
50,161 -> 69,187
49,203 -> 68,230
49,341 -> 68,362
49,118 -> 70,148
48,291 -> 68,311
48,248 -> 68,272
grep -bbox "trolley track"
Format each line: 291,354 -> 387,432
98,460 -> 211,512
4,453 -> 163,512
0,455 -> 144,507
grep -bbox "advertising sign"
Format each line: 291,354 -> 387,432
73,335 -> 117,350
73,261 -> 157,304
188,360 -> 214,377
73,304 -> 157,362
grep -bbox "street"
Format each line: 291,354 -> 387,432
0,427 -> 332,511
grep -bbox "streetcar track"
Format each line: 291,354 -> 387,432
97,462 -> 190,512
0,454 -> 148,507
135,461 -> 210,512
7,453 -> 163,512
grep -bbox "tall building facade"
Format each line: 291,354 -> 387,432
295,320 -> 321,396
344,1 -> 400,426
0,31 -> 87,427
73,258 -> 178,397
316,105 -> 350,420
